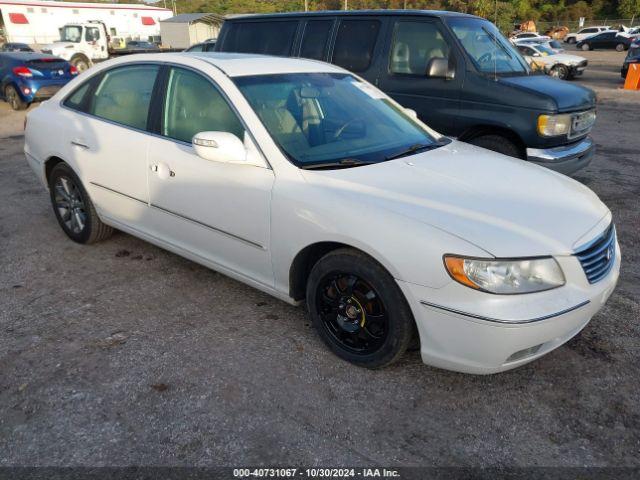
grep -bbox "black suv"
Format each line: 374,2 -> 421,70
215,10 -> 597,175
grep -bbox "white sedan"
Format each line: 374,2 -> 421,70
23,53 -> 620,374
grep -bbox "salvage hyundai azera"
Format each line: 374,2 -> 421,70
24,53 -> 620,374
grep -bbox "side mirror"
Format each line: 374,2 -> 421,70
426,57 -> 454,80
192,131 -> 246,164
404,108 -> 418,120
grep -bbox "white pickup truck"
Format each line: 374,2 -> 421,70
39,21 -> 111,71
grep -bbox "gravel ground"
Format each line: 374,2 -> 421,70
0,49 -> 639,468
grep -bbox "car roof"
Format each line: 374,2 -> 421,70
159,52 -> 348,77
0,52 -> 62,61
225,9 -> 478,21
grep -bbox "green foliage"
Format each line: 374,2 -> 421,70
618,0 -> 640,17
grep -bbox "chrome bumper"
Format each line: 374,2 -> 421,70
526,137 -> 594,175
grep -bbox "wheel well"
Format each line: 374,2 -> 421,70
44,156 -> 65,184
458,125 -> 527,159
289,242 -> 362,301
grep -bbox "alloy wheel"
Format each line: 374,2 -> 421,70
316,272 -> 388,355
53,176 -> 87,234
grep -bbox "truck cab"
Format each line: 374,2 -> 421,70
40,21 -> 109,72
215,10 -> 596,175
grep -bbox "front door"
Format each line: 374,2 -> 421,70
146,66 -> 275,286
377,18 -> 462,134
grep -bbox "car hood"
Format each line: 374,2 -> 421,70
40,42 -> 74,52
300,141 -> 609,257
499,74 -> 595,111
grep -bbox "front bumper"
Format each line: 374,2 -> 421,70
526,137 -> 594,175
397,239 -> 620,374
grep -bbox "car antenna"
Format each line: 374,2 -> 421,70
494,0 -> 498,81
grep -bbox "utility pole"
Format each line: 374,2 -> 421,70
304,0 -> 308,11
344,0 -> 347,10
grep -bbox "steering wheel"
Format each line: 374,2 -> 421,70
478,52 -> 494,65
333,117 -> 363,140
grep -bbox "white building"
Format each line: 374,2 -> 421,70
159,13 -> 223,49
0,0 -> 173,44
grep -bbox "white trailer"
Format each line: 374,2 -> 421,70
0,0 -> 172,45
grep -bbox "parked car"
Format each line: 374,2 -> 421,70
577,31 -> 632,51
0,52 -> 77,110
621,39 -> 640,78
125,40 -> 160,51
516,38 -> 565,53
184,39 -> 216,52
23,53 -> 620,374
564,26 -> 610,44
515,42 -> 587,79
1,42 -> 34,52
510,32 -> 550,41
216,11 -> 597,175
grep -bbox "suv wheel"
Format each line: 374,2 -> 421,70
567,37 -> 576,44
467,134 -> 523,159
306,249 -> 416,369
5,85 -> 28,110
48,162 -> 113,244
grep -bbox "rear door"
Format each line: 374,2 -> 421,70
218,19 -> 300,57
377,16 -> 463,133
329,17 -> 387,85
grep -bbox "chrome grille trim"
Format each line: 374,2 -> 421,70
575,224 -> 616,284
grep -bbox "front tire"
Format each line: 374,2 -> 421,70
550,64 -> 570,80
581,43 -> 591,51
70,55 -> 91,72
306,249 -> 416,369
5,85 -> 28,111
467,134 -> 523,159
48,162 -> 113,244
615,43 -> 626,52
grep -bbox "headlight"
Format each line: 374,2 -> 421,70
444,255 -> 565,294
537,114 -> 572,137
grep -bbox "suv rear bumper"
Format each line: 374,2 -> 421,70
526,137 -> 594,175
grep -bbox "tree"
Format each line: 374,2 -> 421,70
618,0 -> 640,17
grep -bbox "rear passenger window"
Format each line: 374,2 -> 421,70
332,20 -> 380,72
300,20 -> 332,60
64,81 -> 92,111
89,65 -> 159,130
390,21 -> 450,75
223,21 -> 298,56
162,67 -> 244,144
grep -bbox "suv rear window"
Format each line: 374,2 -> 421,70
332,20 -> 380,72
222,21 -> 298,56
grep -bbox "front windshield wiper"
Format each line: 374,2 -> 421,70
301,158 -> 376,170
385,143 -> 439,161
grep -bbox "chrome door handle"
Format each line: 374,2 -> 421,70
71,140 -> 89,149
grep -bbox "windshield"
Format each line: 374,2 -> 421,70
234,73 -> 446,169
536,45 -> 555,56
59,26 -> 82,43
447,17 -> 529,75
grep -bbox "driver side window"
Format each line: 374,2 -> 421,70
390,21 -> 450,75
162,67 -> 244,144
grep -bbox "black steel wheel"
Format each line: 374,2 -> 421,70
48,162 -> 113,244
306,248 -> 416,368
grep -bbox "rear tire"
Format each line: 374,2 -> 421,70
567,37 -> 576,44
467,134 -> 523,159
306,248 -> 416,369
48,162 -> 113,244
5,85 -> 28,111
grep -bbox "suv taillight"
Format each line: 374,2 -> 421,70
12,66 -> 33,77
